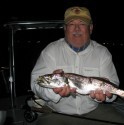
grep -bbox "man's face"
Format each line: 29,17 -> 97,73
64,19 -> 93,48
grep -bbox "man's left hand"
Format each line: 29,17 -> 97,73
90,90 -> 112,102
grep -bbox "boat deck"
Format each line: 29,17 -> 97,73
0,95 -> 124,125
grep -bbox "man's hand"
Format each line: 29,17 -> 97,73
90,90 -> 112,102
53,85 -> 76,97
53,69 -> 64,74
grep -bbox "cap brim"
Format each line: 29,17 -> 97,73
65,16 -> 92,25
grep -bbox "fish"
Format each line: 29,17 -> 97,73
36,73 -> 124,98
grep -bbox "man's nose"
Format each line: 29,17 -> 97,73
75,24 -> 80,30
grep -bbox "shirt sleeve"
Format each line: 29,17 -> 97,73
100,48 -> 119,102
31,48 -> 61,103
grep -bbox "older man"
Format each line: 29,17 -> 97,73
31,6 -> 124,125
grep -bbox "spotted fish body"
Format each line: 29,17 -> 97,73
36,73 -> 124,98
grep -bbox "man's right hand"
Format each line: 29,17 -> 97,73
53,69 -> 64,74
52,69 -> 76,97
53,85 -> 76,97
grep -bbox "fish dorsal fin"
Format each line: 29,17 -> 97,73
88,76 -> 118,88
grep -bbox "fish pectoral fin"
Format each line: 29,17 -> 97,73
65,77 -> 69,85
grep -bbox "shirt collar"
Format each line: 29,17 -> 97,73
65,38 -> 90,52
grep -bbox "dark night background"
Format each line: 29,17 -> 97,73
0,0 -> 124,98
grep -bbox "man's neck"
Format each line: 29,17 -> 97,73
65,38 -> 90,52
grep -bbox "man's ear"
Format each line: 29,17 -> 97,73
90,24 -> 93,35
64,25 -> 66,31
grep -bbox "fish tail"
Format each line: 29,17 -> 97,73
115,89 -> 124,98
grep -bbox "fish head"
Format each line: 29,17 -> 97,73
37,73 -> 67,88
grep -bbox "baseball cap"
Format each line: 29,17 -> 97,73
64,6 -> 92,24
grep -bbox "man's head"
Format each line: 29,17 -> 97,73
64,6 -> 93,48
64,6 -> 92,25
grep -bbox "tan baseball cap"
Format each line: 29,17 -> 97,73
64,6 -> 92,24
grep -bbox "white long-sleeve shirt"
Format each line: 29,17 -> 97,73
31,38 -> 119,115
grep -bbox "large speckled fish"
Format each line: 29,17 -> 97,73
36,73 -> 124,98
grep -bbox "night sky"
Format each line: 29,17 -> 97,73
0,0 -> 124,41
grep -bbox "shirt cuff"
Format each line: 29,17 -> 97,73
105,95 -> 117,102
45,89 -> 62,103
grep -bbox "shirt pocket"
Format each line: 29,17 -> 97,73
82,67 -> 99,77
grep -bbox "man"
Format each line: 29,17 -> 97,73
31,6 -> 123,125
